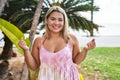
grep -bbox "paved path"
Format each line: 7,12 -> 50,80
0,36 -> 120,47
77,36 -> 120,47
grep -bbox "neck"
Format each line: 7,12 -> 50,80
50,32 -> 62,39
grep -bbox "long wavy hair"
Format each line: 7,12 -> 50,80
44,6 -> 69,42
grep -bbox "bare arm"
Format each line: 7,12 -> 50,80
71,35 -> 96,64
18,37 -> 41,70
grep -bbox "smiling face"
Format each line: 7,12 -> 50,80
46,11 -> 64,33
44,6 -> 69,40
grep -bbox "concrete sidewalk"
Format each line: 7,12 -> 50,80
77,36 -> 120,47
0,36 -> 120,47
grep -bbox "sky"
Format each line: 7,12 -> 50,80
95,0 -> 120,24
94,0 -> 120,24
72,0 -> 120,36
84,0 -> 120,25
1,0 -> 120,38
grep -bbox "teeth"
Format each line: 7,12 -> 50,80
53,26 -> 59,29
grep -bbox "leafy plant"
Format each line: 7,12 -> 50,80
0,18 -> 30,55
41,0 -> 100,36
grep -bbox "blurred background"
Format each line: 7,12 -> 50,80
0,0 -> 120,47
0,0 -> 120,80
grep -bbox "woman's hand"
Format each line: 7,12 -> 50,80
84,39 -> 96,51
18,39 -> 29,51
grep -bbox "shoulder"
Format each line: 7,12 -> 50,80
34,36 -> 42,43
69,34 -> 78,45
34,35 -> 47,47
33,36 -> 42,48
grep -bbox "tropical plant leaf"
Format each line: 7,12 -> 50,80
41,0 -> 100,36
0,18 -> 30,55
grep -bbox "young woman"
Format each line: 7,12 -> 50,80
18,6 -> 96,80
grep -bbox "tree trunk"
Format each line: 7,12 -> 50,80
0,0 -> 12,60
0,35 -> 13,60
0,0 -> 7,16
20,0 -> 44,80
29,0 -> 44,43
90,29 -> 94,36
90,0 -> 94,37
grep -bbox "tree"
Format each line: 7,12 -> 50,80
0,0 -> 99,79
0,0 -> 44,79
0,0 -> 37,59
7,0 -> 100,37
0,18 -> 31,79
0,0 -> 11,59
0,0 -> 100,59
90,0 -> 94,36
29,0 -> 44,43
20,0 -> 44,80
41,0 -> 99,36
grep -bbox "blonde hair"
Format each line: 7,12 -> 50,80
44,6 -> 69,42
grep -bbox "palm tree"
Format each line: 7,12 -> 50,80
0,0 -> 44,80
0,0 -> 99,59
41,0 -> 99,36
0,0 -> 99,79
29,0 -> 44,43
8,0 -> 99,37
20,0 -> 44,80
0,0 -> 37,59
91,0 -> 94,36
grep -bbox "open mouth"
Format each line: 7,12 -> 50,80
53,25 -> 60,30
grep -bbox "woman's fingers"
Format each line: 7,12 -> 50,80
91,38 -> 95,42
18,39 -> 28,50
91,39 -> 96,48
86,39 -> 96,50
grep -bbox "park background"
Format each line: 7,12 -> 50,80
0,0 -> 120,47
0,0 -> 120,80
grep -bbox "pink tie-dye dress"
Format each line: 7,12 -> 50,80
37,40 -> 80,80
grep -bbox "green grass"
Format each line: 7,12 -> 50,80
80,47 -> 120,80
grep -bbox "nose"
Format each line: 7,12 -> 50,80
55,20 -> 59,25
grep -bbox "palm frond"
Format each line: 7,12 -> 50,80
9,11 -> 34,32
40,0 -> 100,36
43,0 -> 52,7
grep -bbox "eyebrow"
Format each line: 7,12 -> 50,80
49,16 -> 63,19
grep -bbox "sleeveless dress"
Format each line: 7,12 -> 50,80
37,38 -> 80,80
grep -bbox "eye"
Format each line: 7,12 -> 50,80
58,18 -> 63,22
51,18 -> 55,20
49,17 -> 55,21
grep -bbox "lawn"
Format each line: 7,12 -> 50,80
80,47 -> 120,80
0,47 -> 120,80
